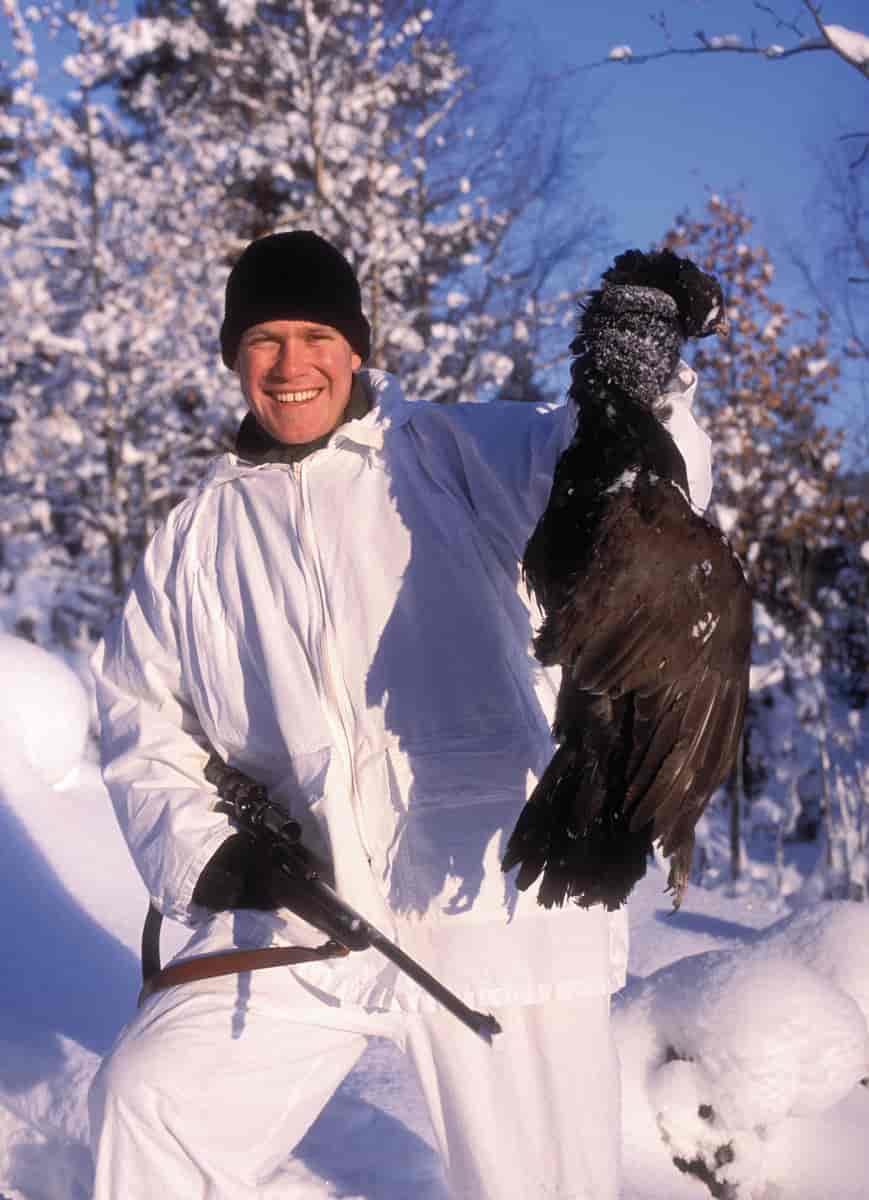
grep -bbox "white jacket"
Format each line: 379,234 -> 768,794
92,367 -> 712,1011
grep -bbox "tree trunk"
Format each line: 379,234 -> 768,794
728,736 -> 745,881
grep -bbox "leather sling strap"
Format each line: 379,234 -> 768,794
138,903 -> 350,1007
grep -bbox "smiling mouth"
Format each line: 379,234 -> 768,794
272,388 -> 323,404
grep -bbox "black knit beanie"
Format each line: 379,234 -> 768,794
220,231 -> 371,368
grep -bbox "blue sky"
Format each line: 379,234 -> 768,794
496,0 -> 866,253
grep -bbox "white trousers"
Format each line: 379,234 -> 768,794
89,968 -> 621,1200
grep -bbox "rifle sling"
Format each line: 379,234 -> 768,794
138,902 -> 350,1007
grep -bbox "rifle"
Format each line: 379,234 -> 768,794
202,754 -> 502,1044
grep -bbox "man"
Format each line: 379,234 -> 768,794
89,231 -> 713,1198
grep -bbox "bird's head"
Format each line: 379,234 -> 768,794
569,249 -> 728,409
601,248 -> 729,339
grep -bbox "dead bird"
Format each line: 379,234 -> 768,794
503,249 -> 752,911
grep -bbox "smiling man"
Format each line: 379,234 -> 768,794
222,233 -> 368,447
89,230 -> 714,1200
236,319 -> 361,443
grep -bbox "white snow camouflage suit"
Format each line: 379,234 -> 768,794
89,365 -> 712,1200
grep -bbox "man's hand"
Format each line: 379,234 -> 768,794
192,833 -> 276,910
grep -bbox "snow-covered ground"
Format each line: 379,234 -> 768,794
2,633 -> 868,1200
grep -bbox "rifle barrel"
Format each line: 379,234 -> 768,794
288,866 -> 501,1043
365,925 -> 502,1043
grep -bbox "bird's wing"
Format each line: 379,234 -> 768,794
626,664 -> 747,852
549,480 -> 752,844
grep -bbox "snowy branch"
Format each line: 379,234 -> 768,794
799,0 -> 869,79
577,1 -> 869,81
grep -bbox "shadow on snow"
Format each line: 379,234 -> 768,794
0,795 -> 139,1091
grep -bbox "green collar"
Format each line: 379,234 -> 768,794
234,375 -> 372,465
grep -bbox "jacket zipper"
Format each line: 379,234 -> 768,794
294,460 -> 374,866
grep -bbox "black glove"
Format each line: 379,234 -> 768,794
192,831 -> 348,943
192,832 -> 277,910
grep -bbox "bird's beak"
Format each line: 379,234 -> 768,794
699,305 -> 729,339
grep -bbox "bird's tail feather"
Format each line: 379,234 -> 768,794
503,742 -> 650,911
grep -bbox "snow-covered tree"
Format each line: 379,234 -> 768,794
662,195 -> 864,628
663,195 -> 869,902
1,0 -> 599,641
0,2 -> 239,641
100,0 -> 598,402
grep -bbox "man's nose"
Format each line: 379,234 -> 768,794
273,337 -> 305,376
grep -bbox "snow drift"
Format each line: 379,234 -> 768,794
1,635 -> 869,1199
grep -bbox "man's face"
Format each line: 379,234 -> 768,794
235,319 -> 362,445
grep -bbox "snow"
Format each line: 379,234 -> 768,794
605,467 -> 639,494
806,356 -> 830,378
713,503 -> 739,535
823,24 -> 869,66
0,634 -> 88,785
219,0 -> 258,31
621,949 -> 866,1128
2,638 -> 869,1198
763,903 -> 869,1028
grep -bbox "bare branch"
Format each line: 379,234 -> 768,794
754,2 -> 804,41
567,2 -> 868,80
843,136 -> 869,169
575,39 -> 829,72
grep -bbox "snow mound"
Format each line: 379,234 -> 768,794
645,950 -> 867,1128
0,1035 -> 97,1200
762,901 -> 869,1028
615,903 -> 869,1197
0,635 -> 89,785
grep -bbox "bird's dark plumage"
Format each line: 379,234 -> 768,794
502,248 -> 751,911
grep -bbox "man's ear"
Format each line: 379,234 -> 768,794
351,353 -> 363,372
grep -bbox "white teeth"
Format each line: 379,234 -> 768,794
273,388 -> 321,404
